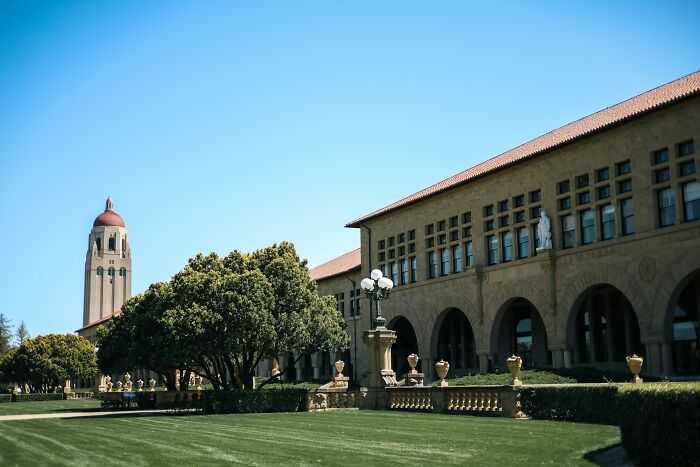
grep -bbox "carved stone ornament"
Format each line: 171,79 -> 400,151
407,353 -> 419,374
435,360 -> 450,387
506,355 -> 523,386
626,354 -> 644,384
638,257 -> 656,282
335,360 -> 345,378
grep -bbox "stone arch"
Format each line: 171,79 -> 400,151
388,315 -> 420,375
489,297 -> 550,369
650,252 -> 700,338
558,263 -> 651,339
482,279 -> 552,350
429,307 -> 477,373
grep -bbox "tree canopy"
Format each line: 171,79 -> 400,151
97,242 -> 349,390
0,313 -> 12,355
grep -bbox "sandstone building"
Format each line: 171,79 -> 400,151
312,71 -> 700,381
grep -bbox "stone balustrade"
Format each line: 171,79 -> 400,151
387,387 -> 433,411
307,389 -> 363,411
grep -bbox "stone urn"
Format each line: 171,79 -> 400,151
116,381 -> 123,391
136,379 -> 144,392
626,354 -> 644,384
148,378 -> 156,391
335,360 -> 345,378
407,353 -> 419,374
107,381 -> 113,392
435,360 -> 450,387
124,372 -> 132,391
195,375 -> 203,391
506,355 -> 523,386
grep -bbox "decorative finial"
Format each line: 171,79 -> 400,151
105,196 -> 114,212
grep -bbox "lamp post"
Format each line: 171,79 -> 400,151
361,269 -> 393,329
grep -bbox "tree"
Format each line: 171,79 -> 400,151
0,313 -> 12,355
8,334 -> 96,393
14,321 -> 30,347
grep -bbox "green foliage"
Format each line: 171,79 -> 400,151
546,366 -> 662,383
0,313 -> 12,355
437,369 -> 576,386
0,394 -> 11,403
259,381 -> 322,390
617,383 -> 700,467
520,384 -> 619,425
192,389 -> 308,414
14,321 -> 30,347
6,334 -> 96,393
12,393 -> 64,402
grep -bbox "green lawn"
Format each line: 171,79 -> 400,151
0,399 -> 101,416
0,410 -> 620,466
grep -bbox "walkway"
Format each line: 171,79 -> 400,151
0,409 -> 173,422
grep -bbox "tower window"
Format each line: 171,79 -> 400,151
108,267 -> 115,277
96,267 -> 103,276
119,268 -> 127,277
96,238 -> 101,251
108,237 -> 115,251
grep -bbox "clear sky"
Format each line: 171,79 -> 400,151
0,1 -> 698,336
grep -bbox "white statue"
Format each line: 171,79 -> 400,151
537,210 -> 552,250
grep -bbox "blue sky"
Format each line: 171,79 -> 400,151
0,1 -> 698,336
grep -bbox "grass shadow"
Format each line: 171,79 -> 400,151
583,443 -> 635,467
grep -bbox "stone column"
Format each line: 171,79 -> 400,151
296,355 -> 306,381
478,353 -> 489,374
661,341 -> 673,376
312,352 -> 322,380
279,354 -> 290,382
643,340 -> 662,374
361,327 -> 397,410
563,349 -> 573,368
550,346 -> 564,368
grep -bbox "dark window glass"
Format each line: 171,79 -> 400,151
679,160 -> 696,177
483,205 -> 494,217
678,140 -> 694,157
453,245 -> 463,273
598,185 -> 611,199
428,252 -> 437,279
502,231 -> 513,262
576,174 -> 589,188
683,182 -> 700,222
499,200 -> 509,212
388,237 -> 395,247
425,224 -> 434,235
438,220 -> 446,231
653,148 -> 669,165
499,215 -> 509,227
618,179 -> 632,193
409,230 -> 416,240
391,263 -> 398,285
655,168 -> 671,183
378,240 -> 385,250
450,216 -> 459,228
487,235 -> 498,265
96,267 -> 103,276
621,198 -> 635,235
596,167 -> 610,182
462,212 -> 472,223
617,160 -> 632,175
388,249 -> 395,259
440,249 -> 450,276
658,188 -> 676,227
465,241 -> 474,267
398,246 -> 405,256
514,211 -> 526,223
108,267 -> 115,277
580,209 -> 595,245
531,206 -> 542,218
378,252 -> 385,262
462,227 -> 472,238
577,191 -> 590,205
450,230 -> 459,242
529,190 -> 541,203
401,259 -> 409,285
559,197 -> 572,211
426,238 -> 435,248
517,227 -> 529,259
514,195 -> 525,208
398,233 -> 406,243
558,180 -> 571,194
600,204 -> 616,240
409,243 -> 416,253
561,215 -> 576,249
108,237 -> 115,251
410,257 -> 417,282
438,234 -> 447,245
485,220 -> 495,231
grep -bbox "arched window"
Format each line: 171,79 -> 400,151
119,268 -> 126,277
108,267 -> 115,277
96,267 -> 103,276
108,236 -> 115,251
96,238 -> 102,252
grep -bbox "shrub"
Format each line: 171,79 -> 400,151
0,394 -> 11,403
519,384 -> 619,425
617,383 -> 700,467
193,389 -> 308,414
12,393 -> 65,402
547,366 -> 662,383
437,369 -> 576,386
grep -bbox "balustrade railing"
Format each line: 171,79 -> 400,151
387,387 -> 433,411
307,389 -> 362,411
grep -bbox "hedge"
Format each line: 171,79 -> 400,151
192,389 -> 308,414
439,370 -> 577,386
617,383 -> 700,467
0,394 -> 11,403
12,393 -> 65,402
519,384 -> 619,425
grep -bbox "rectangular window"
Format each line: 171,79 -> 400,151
378,252 -> 385,262
576,174 -> 589,188
438,234 -> 447,245
678,140 -> 695,157
453,245 -> 463,273
388,249 -> 395,259
514,211 -> 526,223
499,200 -> 509,212
600,204 -> 616,240
410,257 -> 417,283
499,215 -> 509,227
618,179 -> 632,193
577,191 -> 590,205
425,224 -> 434,235
683,181 -> 700,222
462,227 -> 472,238
580,209 -> 595,245
398,233 -> 406,243
513,195 -> 525,208
409,243 -> 416,253
517,227 -> 529,259
426,238 -> 435,248
487,235 -> 499,265
617,160 -> 632,175
596,167 -> 610,182
462,212 -> 472,223
559,197 -> 572,211
381,264 -> 387,277
502,232 -> 513,262
561,215 -> 576,249
349,292 -> 355,316
440,248 -> 450,276
398,246 -> 406,256
598,185 -> 611,199
558,180 -> 571,194
438,220 -> 447,231
355,290 -> 361,315
391,262 -> 398,285
679,160 -> 696,177
653,148 -> 669,165
655,168 -> 671,183
388,237 -> 395,247
484,220 -> 495,231
621,198 -> 635,235
465,241 -> 474,267
378,240 -> 385,250
409,230 -> 416,240
531,206 -> 542,218
483,205 -> 494,217
400,259 -> 409,285
529,190 -> 541,203
428,252 -> 438,279
658,188 -> 676,227
450,230 -> 459,242
449,216 -> 459,228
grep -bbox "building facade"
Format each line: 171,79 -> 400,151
314,72 -> 700,382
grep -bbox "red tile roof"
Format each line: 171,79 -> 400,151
309,248 -> 361,281
75,311 -> 121,333
347,71 -> 700,228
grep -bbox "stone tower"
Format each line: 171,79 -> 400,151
83,196 -> 132,327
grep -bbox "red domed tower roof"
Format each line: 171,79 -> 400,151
93,196 -> 125,228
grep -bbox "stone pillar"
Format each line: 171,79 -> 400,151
478,353 -> 489,374
563,349 -> 573,368
312,352 -> 322,380
296,355 -> 306,381
550,347 -> 564,368
643,341 -> 662,374
279,354 -> 290,382
661,341 -> 673,376
361,327 -> 397,410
